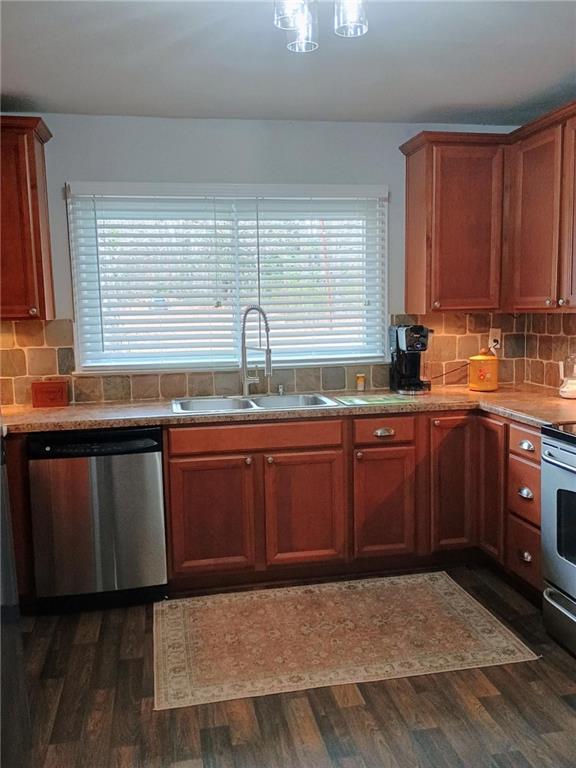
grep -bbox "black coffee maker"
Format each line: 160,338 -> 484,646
389,325 -> 432,394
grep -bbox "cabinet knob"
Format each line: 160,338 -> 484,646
558,298 -> 566,306
433,419 -> 441,426
517,486 -> 534,500
28,307 -> 38,316
355,451 -> 363,460
432,300 -> 441,309
519,550 -> 533,563
245,457 -> 252,465
545,298 -> 554,307
373,427 -> 396,439
518,440 -> 535,453
266,456 -> 274,464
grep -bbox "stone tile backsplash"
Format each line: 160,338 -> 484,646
2,313 -> 574,406
392,312 -> 530,387
523,313 -> 576,390
0,319 -> 391,405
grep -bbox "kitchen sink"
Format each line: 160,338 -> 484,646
172,397 -> 256,413
250,394 -> 338,409
172,393 -> 338,414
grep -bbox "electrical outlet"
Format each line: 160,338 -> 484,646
489,328 -> 502,353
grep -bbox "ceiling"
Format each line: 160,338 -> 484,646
2,1 -> 575,124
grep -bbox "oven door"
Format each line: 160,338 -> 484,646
541,440 -> 576,598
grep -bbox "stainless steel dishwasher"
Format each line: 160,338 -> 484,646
27,427 -> 167,598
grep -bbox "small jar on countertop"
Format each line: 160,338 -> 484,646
469,349 -> 499,392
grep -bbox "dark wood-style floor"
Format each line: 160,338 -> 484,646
21,567 -> 576,768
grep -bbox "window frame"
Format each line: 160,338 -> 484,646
67,182 -> 390,374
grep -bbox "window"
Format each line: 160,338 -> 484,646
67,183 -> 388,372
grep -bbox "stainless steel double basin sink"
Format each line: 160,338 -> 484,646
172,393 -> 338,414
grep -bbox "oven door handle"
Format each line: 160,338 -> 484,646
544,588 -> 576,622
542,452 -> 576,475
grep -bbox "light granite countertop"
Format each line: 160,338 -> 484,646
2,385 -> 576,433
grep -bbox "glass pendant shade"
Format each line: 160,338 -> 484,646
274,0 -> 302,31
287,1 -> 319,53
334,0 -> 368,37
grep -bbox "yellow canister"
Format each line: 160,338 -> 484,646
468,349 -> 499,392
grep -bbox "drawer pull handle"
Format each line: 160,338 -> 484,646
518,486 -> 534,500
518,439 -> 535,453
245,457 -> 252,465
266,456 -> 274,464
433,419 -> 441,427
28,306 -> 39,316
356,451 -> 364,460
373,427 -> 396,438
519,550 -> 533,563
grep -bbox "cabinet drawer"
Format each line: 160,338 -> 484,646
168,419 -> 343,456
509,424 -> 541,463
506,514 -> 542,591
353,416 -> 415,445
507,455 -> 541,527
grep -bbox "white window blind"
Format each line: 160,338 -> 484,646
67,185 -> 388,372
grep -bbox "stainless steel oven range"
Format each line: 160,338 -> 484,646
541,423 -> 576,655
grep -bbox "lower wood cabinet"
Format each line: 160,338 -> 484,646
430,414 -> 476,550
506,513 -> 542,591
162,413 -> 542,591
167,423 -> 348,580
168,453 -> 256,576
353,446 -> 416,558
264,450 -> 346,566
477,416 -> 506,562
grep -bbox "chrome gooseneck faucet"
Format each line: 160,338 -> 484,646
241,304 -> 272,396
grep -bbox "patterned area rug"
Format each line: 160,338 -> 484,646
153,571 -> 538,710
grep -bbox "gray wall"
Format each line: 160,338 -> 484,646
39,113 -> 512,317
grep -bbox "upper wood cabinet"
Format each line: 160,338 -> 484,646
561,116 -> 576,307
1,116 -> 55,320
401,133 -> 504,314
507,125 -> 563,309
503,101 -> 576,310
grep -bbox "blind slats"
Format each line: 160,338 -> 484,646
68,191 -> 388,371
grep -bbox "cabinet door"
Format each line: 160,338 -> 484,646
0,130 -> 40,319
431,144 -> 503,310
477,417 -> 506,562
353,446 -> 416,558
509,125 -> 563,309
560,116 -> 576,308
168,454 -> 256,575
264,450 -> 346,566
430,415 -> 476,550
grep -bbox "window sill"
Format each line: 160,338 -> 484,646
72,357 -> 389,376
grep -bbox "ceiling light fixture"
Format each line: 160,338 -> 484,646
274,0 -> 368,52
274,0 -> 301,30
334,0 -> 368,38
286,1 -> 319,53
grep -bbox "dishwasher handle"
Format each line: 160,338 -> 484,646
27,427 -> 162,460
